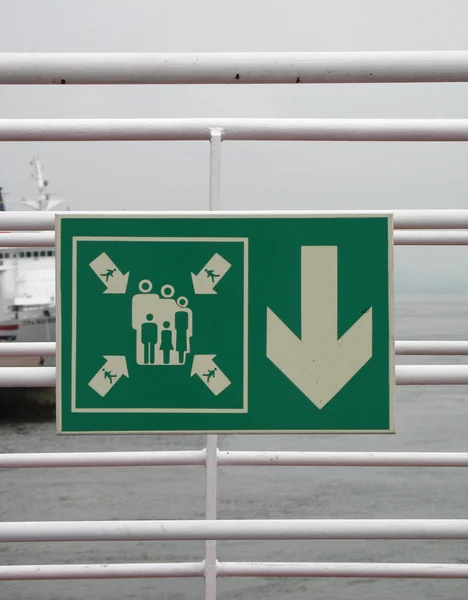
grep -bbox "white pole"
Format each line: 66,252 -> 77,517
2,230 -> 468,247
1,365 -> 467,387
0,341 -> 467,358
396,365 -> 468,384
0,562 -> 204,580
209,129 -> 222,210
4,118 -> 468,141
205,436 -> 218,600
395,341 -> 468,355
0,232 -> 55,246
218,561 -> 468,579
0,342 -> 56,357
1,51 -> 468,84
205,127 -> 223,600
1,519 -> 468,542
1,209 -> 468,231
394,230 -> 468,244
1,561 -> 467,581
217,451 -> 468,467
1,450 -> 468,469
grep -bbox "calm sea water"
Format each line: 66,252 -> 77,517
0,293 -> 467,600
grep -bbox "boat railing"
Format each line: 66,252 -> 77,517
0,51 -> 467,598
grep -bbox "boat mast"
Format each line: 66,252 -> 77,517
21,157 -> 63,211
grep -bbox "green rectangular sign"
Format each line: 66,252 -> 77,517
56,212 -> 394,434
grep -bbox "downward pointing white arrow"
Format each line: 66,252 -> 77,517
89,252 -> 129,294
266,246 -> 373,410
88,355 -> 129,397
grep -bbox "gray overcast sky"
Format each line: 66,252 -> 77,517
0,0 -> 467,292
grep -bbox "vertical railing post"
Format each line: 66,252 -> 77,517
209,128 -> 222,211
204,127 -> 223,600
204,435 -> 218,600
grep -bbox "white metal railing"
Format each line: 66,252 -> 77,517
3,519 -> 468,542
4,117 -> 468,141
0,562 -> 467,581
1,52 -> 468,596
2,340 -> 468,359
1,51 -> 468,84
2,364 -> 468,387
1,228 -> 468,246
2,450 -> 468,469
1,208 -> 468,230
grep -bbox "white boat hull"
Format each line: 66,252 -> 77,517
0,157 -> 63,369
0,307 -> 56,366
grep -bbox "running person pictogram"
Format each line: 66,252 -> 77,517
205,269 -> 220,284
203,367 -> 217,383
101,268 -> 116,282
102,368 -> 117,384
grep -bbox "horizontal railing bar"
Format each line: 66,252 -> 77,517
394,230 -> 468,244
395,341 -> 468,355
1,341 -> 466,358
1,230 -> 468,247
1,519 -> 468,542
0,450 -> 206,468
0,367 -> 56,387
2,450 -> 468,469
218,451 -> 468,467
0,562 -> 204,580
0,365 -> 466,388
396,365 -> 468,384
0,232 -> 55,247
1,561 -> 467,580
2,209 -> 468,231
0,213 -> 54,231
219,561 -> 468,579
1,51 -> 468,85
5,118 -> 468,142
0,343 -> 55,357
